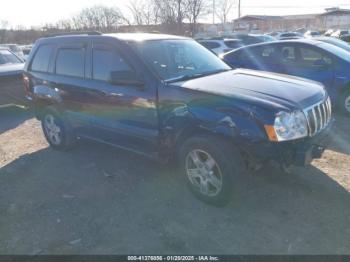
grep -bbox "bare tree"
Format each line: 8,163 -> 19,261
0,20 -> 10,43
215,0 -> 235,24
154,0 -> 187,34
55,19 -> 73,31
185,0 -> 209,36
71,5 -> 127,32
128,0 -> 159,25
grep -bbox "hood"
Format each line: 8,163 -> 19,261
174,69 -> 326,111
0,63 -> 24,77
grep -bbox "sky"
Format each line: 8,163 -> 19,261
1,0 -> 350,28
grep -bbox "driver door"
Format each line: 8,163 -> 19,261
82,42 -> 159,154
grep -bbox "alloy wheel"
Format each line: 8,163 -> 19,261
185,149 -> 223,197
44,114 -> 62,145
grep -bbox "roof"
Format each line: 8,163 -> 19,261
283,14 -> 318,20
233,39 -> 324,49
235,15 -> 282,21
40,33 -> 188,43
319,9 -> 350,16
105,33 -> 188,41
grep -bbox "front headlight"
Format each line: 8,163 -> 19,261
265,110 -> 308,142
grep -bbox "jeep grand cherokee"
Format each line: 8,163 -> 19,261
23,33 -> 332,205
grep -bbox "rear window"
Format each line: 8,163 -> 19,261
199,41 -> 221,49
55,48 -> 85,78
31,45 -> 54,72
224,40 -> 242,49
281,33 -> 297,37
0,50 -> 22,65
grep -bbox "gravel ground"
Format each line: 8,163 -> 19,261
0,106 -> 349,255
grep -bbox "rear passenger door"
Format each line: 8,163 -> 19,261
51,42 -> 93,129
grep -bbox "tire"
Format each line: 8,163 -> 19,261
178,134 -> 244,206
339,90 -> 350,116
41,108 -> 76,151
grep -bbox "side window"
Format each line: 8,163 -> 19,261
280,46 -> 296,62
31,45 -> 54,72
300,47 -> 332,67
237,48 -> 256,63
261,47 -> 275,57
55,48 -> 85,78
93,48 -> 132,82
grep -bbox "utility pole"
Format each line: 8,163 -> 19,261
213,0 -> 215,24
238,0 -> 241,18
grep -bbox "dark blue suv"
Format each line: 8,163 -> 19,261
24,33 -> 332,205
222,39 -> 350,115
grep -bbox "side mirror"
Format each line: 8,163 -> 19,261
109,71 -> 145,87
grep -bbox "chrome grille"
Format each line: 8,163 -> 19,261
303,97 -> 332,137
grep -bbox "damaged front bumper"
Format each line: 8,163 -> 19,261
246,120 -> 334,168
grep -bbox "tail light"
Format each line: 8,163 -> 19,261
23,74 -> 30,93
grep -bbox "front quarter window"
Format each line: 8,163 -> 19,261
133,39 -> 230,81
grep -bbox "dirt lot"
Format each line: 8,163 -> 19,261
0,106 -> 350,255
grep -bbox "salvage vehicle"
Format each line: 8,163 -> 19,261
0,48 -> 26,106
222,39 -> 350,115
24,33 -> 332,205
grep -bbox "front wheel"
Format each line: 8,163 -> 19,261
41,108 -> 76,150
179,135 -> 244,206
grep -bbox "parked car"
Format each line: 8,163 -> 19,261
331,30 -> 349,38
276,32 -> 303,40
222,39 -> 350,115
304,31 -> 321,38
314,37 -> 350,53
0,48 -> 26,106
340,34 -> 350,43
231,33 -> 265,45
198,38 -> 243,55
252,34 -> 276,42
0,44 -> 25,61
24,33 -> 332,205
20,44 -> 33,60
324,29 -> 334,37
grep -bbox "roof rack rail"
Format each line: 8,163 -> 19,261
44,31 -> 102,38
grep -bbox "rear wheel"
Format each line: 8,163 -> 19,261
41,108 -> 76,150
341,90 -> 350,116
179,135 -> 244,206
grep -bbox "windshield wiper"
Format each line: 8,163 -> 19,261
166,69 -> 231,83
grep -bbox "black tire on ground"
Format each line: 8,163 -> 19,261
41,107 -> 76,151
178,134 -> 245,206
339,89 -> 350,116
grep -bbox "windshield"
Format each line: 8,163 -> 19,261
132,39 -> 230,81
0,49 -> 22,65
